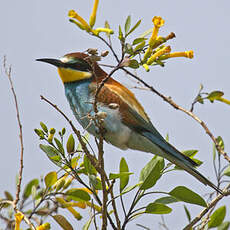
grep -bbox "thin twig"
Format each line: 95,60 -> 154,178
183,184 -> 230,230
40,95 -> 117,230
3,57 -> 24,209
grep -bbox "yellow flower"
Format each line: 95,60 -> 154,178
143,64 -> 150,72
149,16 -> 165,47
86,201 -> 102,212
143,47 -> 153,63
68,10 -> 91,31
14,212 -> 24,230
67,207 -> 82,220
89,0 -> 99,27
36,223 -> 51,230
69,19 -> 86,30
152,16 -> 165,28
162,50 -> 194,59
92,28 -> 114,36
147,46 -> 171,65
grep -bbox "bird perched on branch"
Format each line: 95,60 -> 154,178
37,52 -> 222,194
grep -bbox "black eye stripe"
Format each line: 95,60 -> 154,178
63,59 -> 92,72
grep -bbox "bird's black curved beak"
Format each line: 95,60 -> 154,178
36,58 -> 63,67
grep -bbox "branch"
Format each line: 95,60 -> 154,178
183,183 -> 230,230
40,95 -> 118,230
3,57 -> 24,209
122,67 -> 230,163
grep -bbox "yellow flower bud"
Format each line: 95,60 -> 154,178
143,47 -> 152,63
92,28 -> 114,36
86,201 -> 102,212
67,207 -> 82,220
36,223 -> 51,230
14,212 -> 24,230
89,0 -> 99,28
147,46 -> 171,65
143,64 -> 150,72
68,10 -> 91,31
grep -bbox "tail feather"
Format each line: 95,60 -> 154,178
142,131 -> 223,194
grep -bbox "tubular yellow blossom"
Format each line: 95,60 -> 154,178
74,202 -> 87,209
162,50 -> 194,59
147,46 -> 171,65
149,16 -> 165,47
143,47 -> 152,63
92,28 -> 114,36
69,19 -> 86,30
36,223 -> 51,230
14,212 -> 24,230
67,207 -> 82,220
89,0 -> 99,27
216,97 -> 230,105
143,64 -> 150,72
86,201 -> 102,212
68,10 -> 91,31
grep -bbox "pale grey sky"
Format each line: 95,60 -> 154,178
1,0 -> 230,229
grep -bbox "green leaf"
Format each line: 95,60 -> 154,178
223,165 -> 230,177
52,214 -> 74,230
66,134 -> 75,153
121,182 -> 143,195
54,138 -> 64,155
169,186 -> 207,207
89,175 -> 103,190
39,144 -> 61,165
184,205 -> 191,223
208,206 -> 226,228
145,203 -> 172,214
118,25 -> 124,41
109,172 -> 133,180
66,188 -> 90,201
216,136 -> 224,150
126,19 -> 141,37
44,171 -> 57,188
182,150 -> 198,158
40,122 -> 48,133
139,156 -> 164,190
217,221 -> 230,230
128,59 -> 139,69
191,158 -> 203,167
132,37 -> 146,45
77,132 -> 90,151
4,191 -> 13,201
84,155 -> 97,175
196,95 -> 204,104
125,43 -> 133,55
23,179 -> 39,199
124,15 -> 131,35
154,196 -> 178,205
104,20 -> 111,38
119,157 -> 129,192
62,128 -> 66,136
140,28 -> 153,38
207,91 -> 224,102
213,143 -> 217,161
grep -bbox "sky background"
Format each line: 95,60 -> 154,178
1,0 -> 230,229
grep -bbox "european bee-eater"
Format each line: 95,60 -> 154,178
37,52 -> 221,193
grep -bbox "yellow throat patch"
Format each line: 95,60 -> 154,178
57,67 -> 92,83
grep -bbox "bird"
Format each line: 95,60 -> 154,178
37,52 -> 222,194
